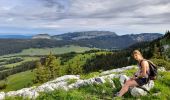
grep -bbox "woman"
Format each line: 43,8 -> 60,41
114,50 -> 150,97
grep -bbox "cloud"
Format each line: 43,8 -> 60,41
0,0 -> 169,34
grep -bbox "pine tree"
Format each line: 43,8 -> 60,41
34,61 -> 49,83
44,52 -> 61,79
34,53 -> 61,83
165,30 -> 170,39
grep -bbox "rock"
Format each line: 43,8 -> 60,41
119,75 -> 154,97
85,78 -> 96,85
130,87 -> 147,97
100,66 -> 135,75
140,80 -> 154,91
0,92 -> 5,100
101,74 -> 118,79
130,80 -> 154,97
6,91 -> 17,97
35,86 -> 45,92
22,90 -> 39,99
49,75 -> 80,83
42,84 -> 54,92
94,77 -> 106,83
119,75 -> 130,86
68,80 -> 85,89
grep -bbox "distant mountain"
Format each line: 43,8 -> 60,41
0,35 -> 32,39
52,31 -> 162,49
32,34 -> 51,39
52,31 -> 118,40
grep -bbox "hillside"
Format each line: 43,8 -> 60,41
0,32 -> 162,56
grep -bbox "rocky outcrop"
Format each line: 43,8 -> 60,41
3,73 -> 118,99
100,66 -> 136,75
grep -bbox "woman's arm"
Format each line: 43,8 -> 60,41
138,61 -> 149,78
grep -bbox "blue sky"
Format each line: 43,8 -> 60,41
0,0 -> 169,35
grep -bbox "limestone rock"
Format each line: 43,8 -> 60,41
100,66 -> 135,75
119,75 -> 130,86
130,87 -> 148,96
94,77 -> 106,83
130,80 -> 154,97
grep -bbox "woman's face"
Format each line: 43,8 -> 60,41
133,54 -> 140,61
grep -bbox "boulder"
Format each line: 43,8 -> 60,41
130,80 -> 155,97
131,80 -> 154,96
119,75 -> 154,97
130,87 -> 147,96
119,75 -> 130,86
94,77 -> 106,83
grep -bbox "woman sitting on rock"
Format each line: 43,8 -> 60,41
114,50 -> 150,97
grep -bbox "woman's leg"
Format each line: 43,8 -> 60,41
118,79 -> 139,97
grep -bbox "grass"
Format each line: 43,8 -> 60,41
80,72 -> 100,79
0,70 -> 35,92
4,57 -> 39,68
37,80 -> 115,100
123,67 -> 137,76
67,79 -> 78,85
0,45 -> 94,57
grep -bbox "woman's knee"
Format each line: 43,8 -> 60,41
124,81 -> 131,86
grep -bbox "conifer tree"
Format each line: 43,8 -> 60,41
44,52 -> 61,79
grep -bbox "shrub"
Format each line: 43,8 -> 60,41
150,58 -> 170,70
0,80 -> 8,89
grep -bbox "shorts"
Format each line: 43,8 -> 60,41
135,78 -> 149,86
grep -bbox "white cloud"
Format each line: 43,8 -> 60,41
135,3 -> 170,15
0,0 -> 169,34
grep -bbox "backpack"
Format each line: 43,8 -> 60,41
140,59 -> 158,80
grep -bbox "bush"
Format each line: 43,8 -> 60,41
150,58 -> 170,70
0,80 -> 8,89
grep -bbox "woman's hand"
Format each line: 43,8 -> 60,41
130,76 -> 137,80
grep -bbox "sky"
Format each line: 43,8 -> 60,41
0,0 -> 170,35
